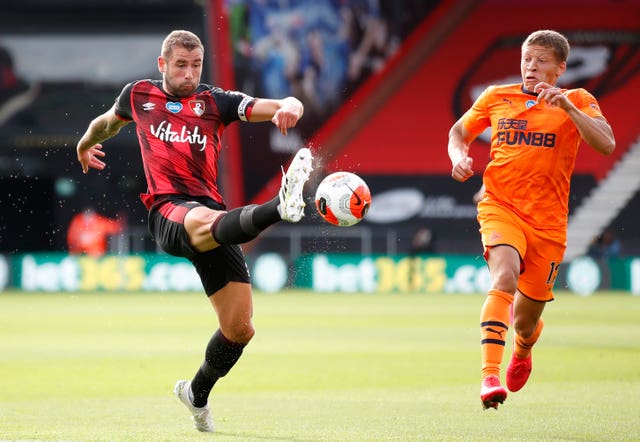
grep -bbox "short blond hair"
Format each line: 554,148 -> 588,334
161,30 -> 204,59
523,30 -> 570,62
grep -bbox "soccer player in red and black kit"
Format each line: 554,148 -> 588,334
76,30 -> 313,432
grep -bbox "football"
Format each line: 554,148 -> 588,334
315,171 -> 371,226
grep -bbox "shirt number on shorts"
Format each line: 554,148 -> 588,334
546,261 -> 561,285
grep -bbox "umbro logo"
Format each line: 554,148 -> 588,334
142,102 -> 155,111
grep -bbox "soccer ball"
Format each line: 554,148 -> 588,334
315,171 -> 371,227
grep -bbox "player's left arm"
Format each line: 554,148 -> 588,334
565,109 -> 615,156
248,97 -> 304,135
536,84 -> 615,155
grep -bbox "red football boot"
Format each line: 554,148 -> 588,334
506,353 -> 532,392
480,375 -> 508,410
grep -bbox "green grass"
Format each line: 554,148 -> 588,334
0,290 -> 639,441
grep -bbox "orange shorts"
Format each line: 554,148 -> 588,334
477,200 -> 566,302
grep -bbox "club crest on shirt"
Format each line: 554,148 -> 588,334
189,100 -> 205,116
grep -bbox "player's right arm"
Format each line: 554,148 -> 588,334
76,104 -> 130,174
448,118 -> 477,182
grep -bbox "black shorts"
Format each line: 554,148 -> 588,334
148,195 -> 251,295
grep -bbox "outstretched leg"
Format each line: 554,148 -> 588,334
185,147 -> 314,250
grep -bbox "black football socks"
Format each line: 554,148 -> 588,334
210,197 -> 281,244
190,329 -> 246,408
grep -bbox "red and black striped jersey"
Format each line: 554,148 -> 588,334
114,79 -> 256,209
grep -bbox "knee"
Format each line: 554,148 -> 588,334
224,322 -> 255,345
491,268 -> 519,295
512,317 -> 536,338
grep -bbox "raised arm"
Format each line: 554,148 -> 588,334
535,83 -> 615,156
76,105 -> 130,174
248,96 -> 304,135
566,113 -> 615,156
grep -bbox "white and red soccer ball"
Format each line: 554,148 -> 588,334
315,171 -> 371,227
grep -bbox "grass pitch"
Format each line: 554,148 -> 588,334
0,290 -> 639,441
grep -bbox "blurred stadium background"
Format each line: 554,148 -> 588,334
1,0 -> 639,295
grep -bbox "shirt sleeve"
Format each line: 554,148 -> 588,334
208,86 -> 258,125
114,82 -> 136,121
570,88 -> 604,119
461,86 -> 493,136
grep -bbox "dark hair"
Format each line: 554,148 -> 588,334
523,30 -> 570,62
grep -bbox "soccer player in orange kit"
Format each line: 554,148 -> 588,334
447,30 -> 616,409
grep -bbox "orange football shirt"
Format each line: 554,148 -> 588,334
462,83 -> 604,229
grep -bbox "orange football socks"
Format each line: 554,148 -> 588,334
480,289 -> 513,379
514,318 -> 544,359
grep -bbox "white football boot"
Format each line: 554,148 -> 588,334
278,147 -> 313,222
174,380 -> 215,432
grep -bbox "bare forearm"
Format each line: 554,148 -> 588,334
567,110 -> 615,155
448,121 -> 471,166
77,112 -> 123,152
251,96 -> 303,135
251,96 -> 303,122
448,140 -> 468,166
448,120 -> 476,182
